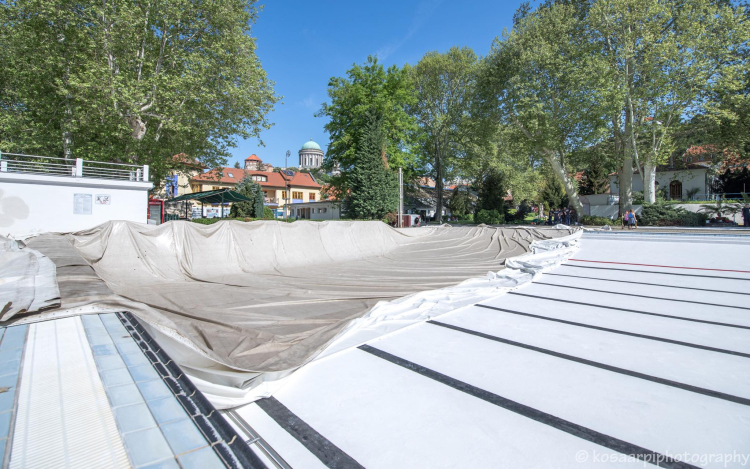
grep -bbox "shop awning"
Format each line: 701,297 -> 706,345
169,189 -> 253,204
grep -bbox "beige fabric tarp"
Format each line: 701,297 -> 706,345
24,220 -> 573,372
0,236 -> 60,320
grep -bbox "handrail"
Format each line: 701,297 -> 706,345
0,152 -> 149,182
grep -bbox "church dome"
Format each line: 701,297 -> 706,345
301,140 -> 321,151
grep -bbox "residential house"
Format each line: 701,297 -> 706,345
159,154 -> 205,199
190,155 -> 321,218
607,145 -> 744,200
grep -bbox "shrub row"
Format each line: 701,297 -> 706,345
476,209 -> 505,225
639,203 -> 707,227
580,215 -> 619,226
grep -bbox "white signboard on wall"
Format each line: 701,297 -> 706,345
73,193 -> 92,215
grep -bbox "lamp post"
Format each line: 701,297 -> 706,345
284,150 -> 290,220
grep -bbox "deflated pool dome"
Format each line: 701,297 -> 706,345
21,220 -> 574,373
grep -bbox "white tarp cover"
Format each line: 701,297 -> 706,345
228,232 -> 750,469
0,236 -> 60,320
23,220 -> 573,374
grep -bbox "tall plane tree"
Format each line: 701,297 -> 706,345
588,0 -> 748,207
410,46 -> 479,223
480,3 -> 610,215
0,0 -> 278,183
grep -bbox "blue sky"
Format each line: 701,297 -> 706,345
228,0 -> 525,168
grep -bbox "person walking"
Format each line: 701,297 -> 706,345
743,204 -> 750,227
622,211 -> 628,230
628,210 -> 637,229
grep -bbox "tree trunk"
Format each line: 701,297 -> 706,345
546,152 -> 584,216
619,105 -> 636,215
435,149 -> 443,224
643,162 -> 657,204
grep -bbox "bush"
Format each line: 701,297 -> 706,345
460,213 -> 474,222
263,206 -> 274,219
512,202 -> 532,221
580,215 -> 618,226
192,218 -> 222,225
639,203 -> 707,227
383,212 -> 398,226
476,209 -> 504,225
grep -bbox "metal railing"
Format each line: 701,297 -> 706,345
0,152 -> 149,182
681,193 -> 746,202
264,197 -> 279,205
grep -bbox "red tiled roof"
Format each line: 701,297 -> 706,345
190,168 -> 321,189
284,171 -> 321,188
245,154 -> 261,161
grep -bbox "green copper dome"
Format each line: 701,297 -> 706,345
301,139 -> 321,151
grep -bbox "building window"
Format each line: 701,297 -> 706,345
323,208 -> 327,213
251,175 -> 267,182
212,186 -> 221,190
227,172 -> 234,178
281,191 -> 287,199
292,191 -> 303,200
309,193 -> 316,201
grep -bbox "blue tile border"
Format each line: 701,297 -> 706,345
81,314 -> 222,469
116,312 -> 265,469
0,324 -> 28,469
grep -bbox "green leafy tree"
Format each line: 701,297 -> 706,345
587,0 -> 748,207
318,56 -> 416,197
476,170 -> 507,215
410,46 -> 480,223
579,160 -> 610,195
254,185 -> 265,219
230,175 -> 263,218
0,0 -> 278,185
449,186 -> 473,217
540,177 -> 569,210
480,3 -> 609,216
346,111 -> 398,219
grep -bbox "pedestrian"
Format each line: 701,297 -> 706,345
742,204 -> 750,227
628,210 -> 637,229
547,209 -> 553,226
622,211 -> 628,230
565,207 -> 571,225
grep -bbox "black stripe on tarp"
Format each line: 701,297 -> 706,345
475,303 -> 750,359
358,344 -> 699,469
508,292 -> 750,330
532,282 -> 750,311
546,272 -> 750,296
561,263 -> 750,282
255,396 -> 365,469
427,320 -> 750,407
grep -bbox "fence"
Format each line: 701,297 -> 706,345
0,152 -> 149,182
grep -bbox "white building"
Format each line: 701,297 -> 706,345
299,140 -> 324,169
0,153 -> 152,236
609,166 -> 710,200
288,200 -> 341,220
